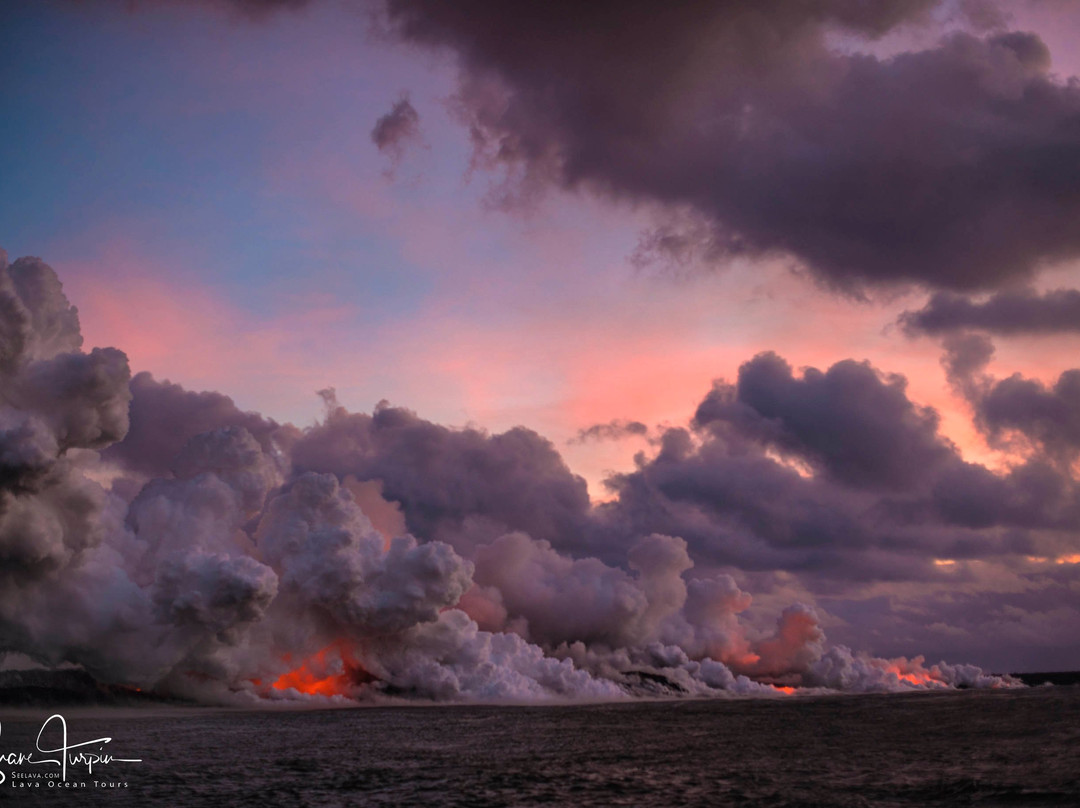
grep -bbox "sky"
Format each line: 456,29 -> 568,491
2,0 -> 1080,687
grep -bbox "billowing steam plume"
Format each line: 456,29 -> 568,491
0,249 -> 1019,703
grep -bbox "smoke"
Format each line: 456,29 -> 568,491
0,248 -> 1026,703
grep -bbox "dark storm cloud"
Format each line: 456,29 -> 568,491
693,352 -> 952,489
820,563 -> 1080,673
102,371 -> 294,478
943,334 -> 1080,463
371,95 -> 423,170
570,419 -> 649,445
941,332 -> 996,391
979,370 -> 1080,460
290,397 -> 592,554
71,1 -> 1080,289
595,350 -> 1080,580
930,457 -> 1080,531
381,0 -> 1080,290
901,288 -> 1080,336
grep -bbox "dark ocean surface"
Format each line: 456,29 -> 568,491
1,686 -> 1078,807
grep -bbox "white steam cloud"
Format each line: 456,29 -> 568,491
0,249 -> 1021,703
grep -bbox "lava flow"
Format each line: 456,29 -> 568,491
267,641 -> 372,697
881,661 -> 942,688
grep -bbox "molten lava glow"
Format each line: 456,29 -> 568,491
881,661 -> 942,688
1025,554 -> 1079,565
773,686 -> 796,694
270,641 -> 365,697
893,670 -> 936,687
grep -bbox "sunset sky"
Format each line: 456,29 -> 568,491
4,0 -> 1080,674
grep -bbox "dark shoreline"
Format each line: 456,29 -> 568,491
0,669 -> 192,708
1009,670 -> 1080,687
1,667 -> 1078,710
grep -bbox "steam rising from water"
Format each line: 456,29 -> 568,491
0,249 -> 1019,703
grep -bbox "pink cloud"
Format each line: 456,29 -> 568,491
58,242 -> 358,427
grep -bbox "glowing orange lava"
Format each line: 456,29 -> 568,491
269,640 -> 368,697
772,685 -> 796,694
881,662 -> 941,688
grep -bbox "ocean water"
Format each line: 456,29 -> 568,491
1,686 -> 1078,807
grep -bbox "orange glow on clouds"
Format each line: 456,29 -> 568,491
269,641 -> 367,697
1023,554 -> 1080,566
58,244 -> 361,426
878,658 -> 946,689
52,233 -> 1050,501
886,666 -> 938,688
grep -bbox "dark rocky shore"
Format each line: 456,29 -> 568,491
0,668 -> 1078,708
0,669 -> 189,707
